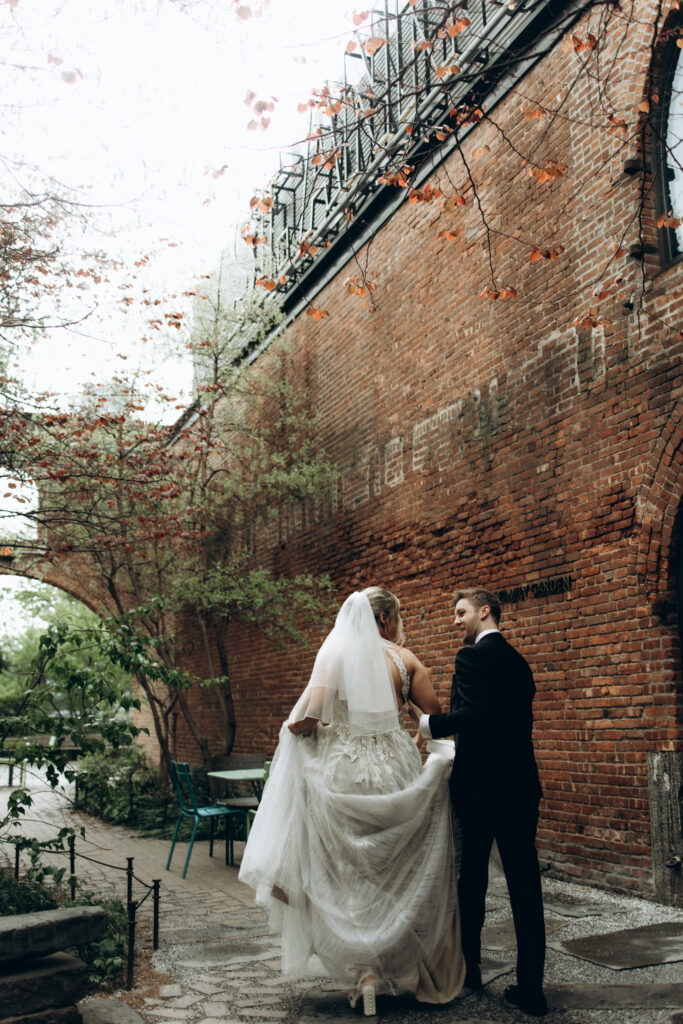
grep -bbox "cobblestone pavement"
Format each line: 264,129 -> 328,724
2,774 -> 683,1024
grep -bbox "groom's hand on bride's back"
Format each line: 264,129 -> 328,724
404,701 -> 426,747
405,699 -> 422,723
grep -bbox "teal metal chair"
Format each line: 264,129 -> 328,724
166,761 -> 248,878
246,760 -> 271,835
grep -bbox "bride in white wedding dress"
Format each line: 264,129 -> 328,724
239,587 -> 465,1015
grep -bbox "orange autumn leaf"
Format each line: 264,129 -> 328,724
443,194 -> 467,211
250,196 -> 272,214
528,161 -> 568,184
447,16 -> 471,36
435,64 -> 461,78
573,310 -> 610,329
529,245 -> 564,262
480,283 -> 517,300
657,213 -> 682,229
408,184 -> 442,203
363,37 -> 386,56
306,306 -> 330,320
353,10 -> 369,26
256,276 -> 277,291
298,241 -> 319,258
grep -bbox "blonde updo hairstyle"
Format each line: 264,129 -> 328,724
364,586 -> 406,646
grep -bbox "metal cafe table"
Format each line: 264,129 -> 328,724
206,765 -> 268,859
206,766 -> 267,801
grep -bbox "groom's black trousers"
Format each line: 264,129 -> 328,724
456,798 -> 545,992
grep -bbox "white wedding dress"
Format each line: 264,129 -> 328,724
239,640 -> 465,1004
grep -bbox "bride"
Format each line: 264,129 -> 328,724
239,587 -> 464,1015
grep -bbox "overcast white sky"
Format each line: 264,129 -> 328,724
2,0 -> 360,409
0,0 -> 364,636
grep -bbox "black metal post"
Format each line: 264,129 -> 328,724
69,836 -> 76,901
14,843 -> 19,879
126,900 -> 137,990
126,857 -> 134,903
152,880 -> 160,950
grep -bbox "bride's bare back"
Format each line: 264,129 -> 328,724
383,644 -> 441,714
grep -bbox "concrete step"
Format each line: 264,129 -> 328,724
1,1007 -> 81,1024
0,907 -> 108,965
0,952 -> 87,1017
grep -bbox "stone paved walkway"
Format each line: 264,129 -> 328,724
2,774 -> 683,1024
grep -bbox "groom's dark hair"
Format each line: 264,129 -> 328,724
454,587 -> 501,625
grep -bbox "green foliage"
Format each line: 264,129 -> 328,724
0,618 -> 142,792
0,611 -> 189,861
0,586 -> 134,736
75,747 -> 171,831
0,866 -> 58,915
75,895 -> 127,986
183,563 -> 332,647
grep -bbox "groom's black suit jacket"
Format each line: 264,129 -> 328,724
429,631 -> 542,810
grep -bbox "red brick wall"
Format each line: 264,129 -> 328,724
110,1 -> 683,897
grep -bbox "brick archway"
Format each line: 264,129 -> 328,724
630,398 -> 683,609
0,553 -> 115,620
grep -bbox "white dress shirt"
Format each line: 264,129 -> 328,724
419,629 -> 501,739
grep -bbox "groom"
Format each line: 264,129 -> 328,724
418,587 -> 547,1017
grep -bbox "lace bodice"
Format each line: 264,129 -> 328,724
383,642 -> 411,700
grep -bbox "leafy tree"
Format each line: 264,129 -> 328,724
0,585 -> 133,729
0,612 -> 143,862
0,288 -> 334,773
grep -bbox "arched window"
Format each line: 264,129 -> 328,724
655,28 -> 683,265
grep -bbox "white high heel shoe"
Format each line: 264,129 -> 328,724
360,979 -> 376,1016
348,974 -> 376,1016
